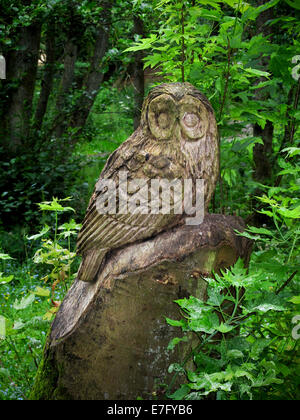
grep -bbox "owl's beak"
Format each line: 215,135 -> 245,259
173,121 -> 182,142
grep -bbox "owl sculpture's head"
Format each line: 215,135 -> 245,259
141,82 -> 215,144
139,82 -> 219,209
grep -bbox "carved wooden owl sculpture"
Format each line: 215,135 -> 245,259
77,82 -> 219,282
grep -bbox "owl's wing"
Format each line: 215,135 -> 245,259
77,172 -> 175,256
76,133 -> 184,282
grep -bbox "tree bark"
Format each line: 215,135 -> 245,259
34,22 -> 56,132
253,120 -> 273,183
53,40 -> 78,139
4,23 -> 41,150
30,214 -> 252,400
69,25 -> 110,133
252,0 -> 274,184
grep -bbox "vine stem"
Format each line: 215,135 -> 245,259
181,3 -> 185,83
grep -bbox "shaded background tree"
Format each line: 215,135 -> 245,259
0,0 -> 152,226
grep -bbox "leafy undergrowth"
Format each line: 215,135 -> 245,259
0,198 -> 81,400
165,152 -> 300,400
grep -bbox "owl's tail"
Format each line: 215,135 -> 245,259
77,248 -> 108,283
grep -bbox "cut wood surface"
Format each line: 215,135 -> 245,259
30,214 -> 252,400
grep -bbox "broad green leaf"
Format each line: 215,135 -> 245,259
277,206 -> 300,219
124,34 -> 157,52
216,323 -> 235,333
244,68 -> 270,78
27,225 -> 50,241
33,287 -> 50,297
169,384 -> 190,400
242,0 -> 280,21
13,319 -> 26,330
234,369 -> 254,382
0,316 -> 6,339
13,293 -> 35,310
284,0 -> 300,10
38,197 -> 75,213
231,137 -> 263,152
281,147 -> 300,157
289,296 -> 300,305
0,275 -> 14,285
227,349 -> 244,359
165,317 -> 187,328
188,312 -> 219,334
167,336 -> 188,350
253,303 -> 285,313
206,288 -> 225,307
0,253 -> 13,260
246,226 -> 274,236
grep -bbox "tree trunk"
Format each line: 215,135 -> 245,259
30,214 -> 252,400
4,23 -> 41,150
253,120 -> 273,183
34,22 -> 56,132
252,0 -> 274,184
70,25 -> 110,132
69,2 -> 113,136
53,40 -> 78,139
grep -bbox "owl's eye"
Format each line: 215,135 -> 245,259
148,94 -> 176,140
182,113 -> 199,128
179,97 -> 209,141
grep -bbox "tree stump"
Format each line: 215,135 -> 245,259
30,214 -> 252,400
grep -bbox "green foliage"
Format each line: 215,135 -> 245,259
125,0 -> 300,215
0,143 -> 82,226
0,198 -> 81,399
166,258 -> 299,400
165,148 -> 299,400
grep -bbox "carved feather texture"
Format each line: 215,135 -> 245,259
77,83 -> 219,282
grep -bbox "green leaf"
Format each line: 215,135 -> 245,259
124,34 -> 157,52
227,349 -> 244,359
13,319 -> 26,330
216,323 -> 235,333
0,275 -> 14,285
244,68 -> 270,78
231,137 -> 263,152
246,226 -> 274,236
289,296 -> 300,305
0,316 -> 6,339
169,384 -> 190,400
33,287 -> 50,297
38,197 -> 75,213
0,253 -> 13,260
281,147 -> 300,157
27,225 -> 50,241
167,336 -> 188,350
284,0 -> 300,10
253,303 -> 285,313
13,293 -> 35,310
234,369 -> 254,382
165,317 -> 187,328
277,206 -> 300,219
188,312 -> 220,334
206,288 -> 225,307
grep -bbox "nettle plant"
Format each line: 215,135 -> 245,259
0,198 -> 81,399
165,148 -> 300,400
166,259 -> 299,400
29,198 -> 81,310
